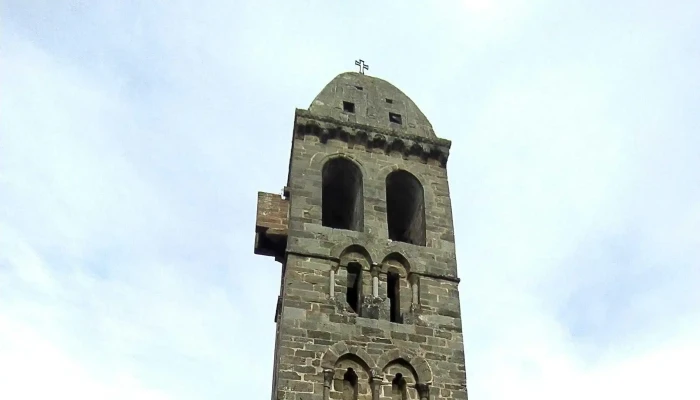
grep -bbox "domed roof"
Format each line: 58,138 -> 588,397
308,72 -> 435,138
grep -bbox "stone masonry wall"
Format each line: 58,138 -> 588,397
257,192 -> 289,234
275,254 -> 467,400
255,192 -> 289,258
287,119 -> 458,280
271,111 -> 468,400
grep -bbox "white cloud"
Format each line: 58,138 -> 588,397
1,1 -> 698,399
0,313 -> 171,400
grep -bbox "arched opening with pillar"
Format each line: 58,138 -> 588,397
321,342 -> 379,400
376,349 -> 433,400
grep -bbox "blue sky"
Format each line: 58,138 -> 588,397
1,1 -> 699,399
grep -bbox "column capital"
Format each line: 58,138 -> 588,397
415,383 -> 431,399
323,368 -> 334,387
322,368 -> 334,400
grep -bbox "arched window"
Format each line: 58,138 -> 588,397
322,158 -> 364,231
346,262 -> 363,315
385,170 -> 426,245
391,373 -> 408,400
343,368 -> 359,400
387,269 -> 401,323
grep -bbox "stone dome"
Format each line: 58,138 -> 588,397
308,72 -> 435,138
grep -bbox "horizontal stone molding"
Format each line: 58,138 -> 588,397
294,109 -> 451,167
286,249 -> 460,283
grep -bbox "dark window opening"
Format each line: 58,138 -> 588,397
343,368 -> 359,400
387,270 -> 401,323
354,85 -> 363,90
343,101 -> 355,113
386,98 -> 394,104
346,262 -> 362,315
386,170 -> 426,246
322,158 -> 364,231
391,373 -> 407,400
389,112 -> 402,124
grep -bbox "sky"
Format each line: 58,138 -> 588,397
1,0 -> 699,399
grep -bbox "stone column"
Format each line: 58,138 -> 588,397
409,273 -> 419,309
416,383 -> 430,400
329,268 -> 336,298
370,373 -> 382,400
323,369 -> 334,400
370,264 -> 380,298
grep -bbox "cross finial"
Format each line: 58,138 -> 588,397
355,59 -> 369,75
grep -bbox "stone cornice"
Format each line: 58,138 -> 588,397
294,109 -> 451,167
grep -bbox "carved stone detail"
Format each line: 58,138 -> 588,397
294,110 -> 451,167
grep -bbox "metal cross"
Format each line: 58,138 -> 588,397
355,59 -> 369,74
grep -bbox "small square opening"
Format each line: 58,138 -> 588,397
389,112 -> 402,124
386,98 -> 394,104
343,101 -> 355,113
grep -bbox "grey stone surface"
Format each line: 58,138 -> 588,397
258,72 -> 468,400
309,72 -> 435,138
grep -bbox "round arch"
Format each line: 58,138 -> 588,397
377,164 -> 429,188
376,348 -> 433,384
331,243 -> 382,267
380,251 -> 412,277
321,341 -> 377,373
312,152 -> 368,178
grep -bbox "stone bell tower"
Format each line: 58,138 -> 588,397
254,70 -> 467,400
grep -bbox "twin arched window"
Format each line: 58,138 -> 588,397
340,369 -> 408,400
328,360 -> 420,400
321,157 -> 426,246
